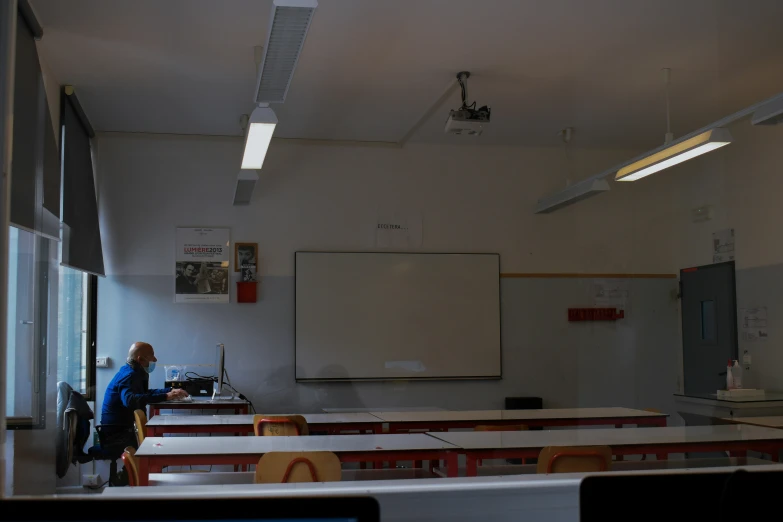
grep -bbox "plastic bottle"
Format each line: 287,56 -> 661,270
726,359 -> 735,390
732,360 -> 743,389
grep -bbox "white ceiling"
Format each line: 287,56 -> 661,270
31,0 -> 783,147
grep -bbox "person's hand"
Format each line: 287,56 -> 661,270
166,388 -> 189,400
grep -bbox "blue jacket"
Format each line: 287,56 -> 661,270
101,362 -> 170,428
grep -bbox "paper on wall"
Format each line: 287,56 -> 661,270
175,227 -> 230,303
591,279 -> 629,308
713,228 -> 735,263
740,306 -> 768,342
375,212 -> 423,249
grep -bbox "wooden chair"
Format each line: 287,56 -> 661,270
253,414 -> 309,436
133,409 -> 147,445
255,451 -> 341,483
121,447 -> 139,486
537,445 -> 612,474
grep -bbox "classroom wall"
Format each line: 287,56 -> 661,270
633,121 -> 783,391
94,132 -> 683,418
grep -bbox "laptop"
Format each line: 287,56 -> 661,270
3,497 -> 379,522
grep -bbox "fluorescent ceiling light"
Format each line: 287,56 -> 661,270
241,106 -> 278,170
615,128 -> 732,182
535,178 -> 610,214
255,0 -> 318,104
751,97 -> 783,126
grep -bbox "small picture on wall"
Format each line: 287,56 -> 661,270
235,242 -> 258,272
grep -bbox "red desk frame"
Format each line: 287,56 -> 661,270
136,449 -> 458,486
460,440 -> 783,476
149,401 -> 249,418
384,415 -> 668,433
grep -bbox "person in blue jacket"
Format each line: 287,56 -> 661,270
101,342 -> 188,446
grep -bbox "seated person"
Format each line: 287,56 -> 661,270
100,342 -> 188,448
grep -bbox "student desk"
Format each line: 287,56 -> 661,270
149,398 -> 250,418
722,416 -> 783,429
146,413 -> 383,436
428,424 -> 783,476
374,407 -> 668,433
134,434 -> 459,485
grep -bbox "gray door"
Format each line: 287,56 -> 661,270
681,262 -> 738,395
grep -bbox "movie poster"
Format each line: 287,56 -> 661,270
175,228 -> 230,303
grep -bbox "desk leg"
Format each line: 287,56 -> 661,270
463,454 -> 475,477
149,407 -> 158,419
656,453 -> 668,460
730,450 -> 747,458
614,424 -> 624,461
138,458 -> 150,486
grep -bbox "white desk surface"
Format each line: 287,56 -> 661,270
427,424 -> 783,450
146,412 -> 381,426
136,434 -> 458,457
723,416 -> 783,428
323,407 -> 447,413
156,398 -> 249,406
371,407 -> 667,423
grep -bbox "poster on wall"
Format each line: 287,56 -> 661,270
740,306 -> 768,342
375,212 -> 423,249
175,227 -> 230,303
713,228 -> 735,263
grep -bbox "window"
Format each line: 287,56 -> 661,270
57,266 -> 95,397
5,227 -> 49,429
701,299 -> 716,343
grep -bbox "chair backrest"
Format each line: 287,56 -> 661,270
255,451 -> 341,483
475,424 -> 529,432
121,446 -> 139,486
537,445 -> 612,474
253,414 -> 309,436
133,409 -> 147,445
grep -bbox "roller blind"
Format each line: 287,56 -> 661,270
60,91 -> 104,276
9,11 -> 59,239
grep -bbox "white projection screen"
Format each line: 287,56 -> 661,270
295,252 -> 501,381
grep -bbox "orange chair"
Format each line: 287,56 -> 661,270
121,447 -> 140,486
253,415 -> 309,436
255,451 -> 341,483
133,409 -> 147,445
537,445 -> 612,474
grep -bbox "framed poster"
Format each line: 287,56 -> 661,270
175,227 -> 230,303
235,242 -> 258,281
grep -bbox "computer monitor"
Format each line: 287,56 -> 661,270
212,343 -> 225,399
3,497 -> 379,522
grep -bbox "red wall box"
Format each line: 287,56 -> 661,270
237,281 -> 258,303
568,308 -> 624,321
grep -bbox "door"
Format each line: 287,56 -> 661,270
681,261 -> 738,395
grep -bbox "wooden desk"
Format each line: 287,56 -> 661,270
149,398 -> 250,418
374,407 -> 668,433
722,416 -> 783,429
428,424 -> 783,476
146,413 -> 383,436
135,434 -> 459,485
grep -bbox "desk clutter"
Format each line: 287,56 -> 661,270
117,407 -> 783,487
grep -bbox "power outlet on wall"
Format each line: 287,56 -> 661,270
96,357 -> 110,368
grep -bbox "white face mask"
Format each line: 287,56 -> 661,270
144,361 -> 156,374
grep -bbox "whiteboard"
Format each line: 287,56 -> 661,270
295,252 -> 501,381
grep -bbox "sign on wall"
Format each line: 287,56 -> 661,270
375,211 -> 423,249
175,227 -> 230,303
713,228 -> 735,263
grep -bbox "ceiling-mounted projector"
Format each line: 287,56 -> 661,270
445,71 -> 491,136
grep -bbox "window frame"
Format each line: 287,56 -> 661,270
84,273 -> 97,400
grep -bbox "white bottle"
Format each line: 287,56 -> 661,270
732,360 -> 743,389
726,359 -> 735,390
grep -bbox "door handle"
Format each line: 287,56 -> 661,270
20,320 -> 33,325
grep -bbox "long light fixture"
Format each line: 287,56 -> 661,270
241,106 -> 278,169
615,128 -> 733,182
